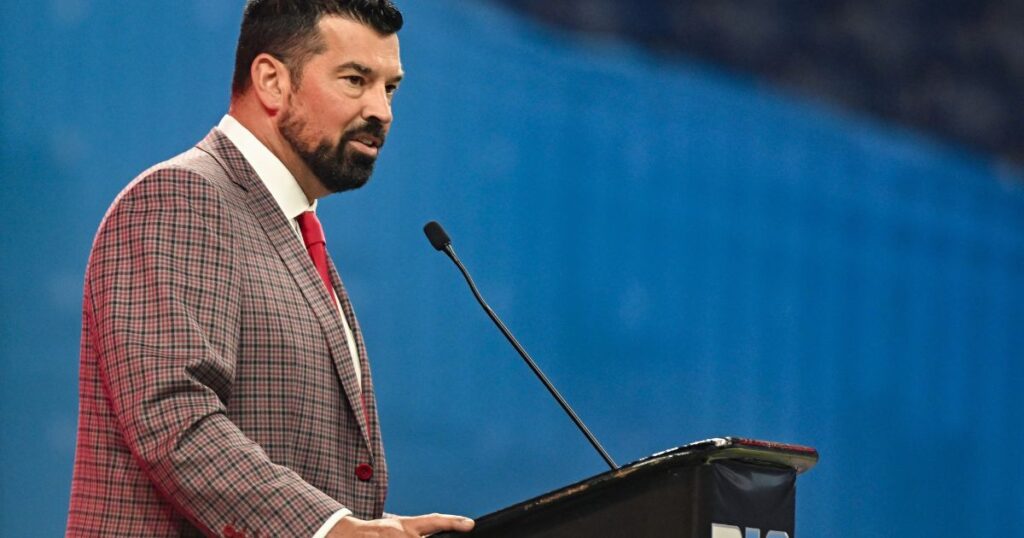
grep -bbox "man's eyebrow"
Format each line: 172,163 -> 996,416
337,61 -> 373,75
337,61 -> 404,83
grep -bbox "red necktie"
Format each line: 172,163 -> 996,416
296,211 -> 336,302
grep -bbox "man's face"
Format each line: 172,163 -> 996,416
279,16 -> 403,194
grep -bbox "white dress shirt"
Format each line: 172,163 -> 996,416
218,114 -> 359,535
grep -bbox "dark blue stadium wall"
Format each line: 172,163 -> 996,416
1,1 -> 1022,536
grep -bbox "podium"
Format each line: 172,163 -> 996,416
435,437 -> 818,538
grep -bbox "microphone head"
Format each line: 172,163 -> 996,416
423,221 -> 451,251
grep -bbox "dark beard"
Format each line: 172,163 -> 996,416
280,112 -> 385,194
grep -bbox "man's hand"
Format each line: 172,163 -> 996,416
328,513 -> 475,537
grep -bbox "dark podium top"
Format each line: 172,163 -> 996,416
435,437 -> 819,538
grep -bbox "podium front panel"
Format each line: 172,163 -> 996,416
453,460 -> 796,538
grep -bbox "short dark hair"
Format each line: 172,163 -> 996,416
231,0 -> 403,97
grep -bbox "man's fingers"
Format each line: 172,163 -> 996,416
403,513 -> 475,535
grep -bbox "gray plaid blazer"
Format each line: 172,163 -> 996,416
66,129 -> 388,537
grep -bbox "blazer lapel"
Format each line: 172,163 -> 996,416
196,129 -> 373,455
326,255 -> 380,454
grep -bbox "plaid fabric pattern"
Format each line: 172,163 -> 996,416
66,130 -> 388,537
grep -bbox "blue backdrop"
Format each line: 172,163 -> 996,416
2,1 -> 1023,536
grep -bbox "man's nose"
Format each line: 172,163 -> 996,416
362,85 -> 393,125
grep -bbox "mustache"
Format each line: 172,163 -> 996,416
340,120 -> 386,148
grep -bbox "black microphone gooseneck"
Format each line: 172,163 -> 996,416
423,221 -> 619,471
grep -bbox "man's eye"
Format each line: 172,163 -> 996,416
386,85 -> 398,95
343,76 -> 365,87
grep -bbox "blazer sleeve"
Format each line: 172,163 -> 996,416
85,166 -> 344,537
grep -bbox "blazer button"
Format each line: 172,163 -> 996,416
355,463 -> 374,481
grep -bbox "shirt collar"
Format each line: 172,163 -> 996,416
217,114 -> 317,220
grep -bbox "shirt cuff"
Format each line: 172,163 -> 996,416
312,508 -> 353,538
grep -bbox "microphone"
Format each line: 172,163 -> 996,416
423,221 -> 450,251
422,221 -> 618,471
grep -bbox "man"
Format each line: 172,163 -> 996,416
66,1 -> 474,536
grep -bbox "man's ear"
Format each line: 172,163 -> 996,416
250,53 -> 292,115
